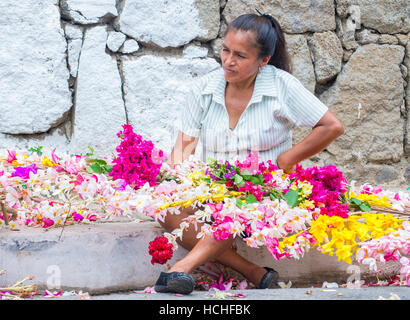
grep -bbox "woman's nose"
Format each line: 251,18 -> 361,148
225,54 -> 235,66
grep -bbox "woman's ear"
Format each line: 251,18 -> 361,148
259,56 -> 271,69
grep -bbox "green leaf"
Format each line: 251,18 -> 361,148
102,165 -> 113,173
269,191 -> 283,201
359,201 -> 371,212
89,163 -> 102,174
86,166 -> 94,174
234,174 -> 245,187
236,198 -> 243,209
349,197 -> 371,212
28,146 -> 43,156
349,198 -> 362,206
249,174 -> 264,186
284,189 -> 300,207
86,146 -> 94,157
245,194 -> 258,204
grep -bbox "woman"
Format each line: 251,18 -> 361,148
154,13 -> 344,294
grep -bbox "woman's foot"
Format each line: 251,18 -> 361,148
257,267 -> 279,289
154,272 -> 195,294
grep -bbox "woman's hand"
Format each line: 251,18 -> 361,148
277,153 -> 296,174
167,131 -> 199,169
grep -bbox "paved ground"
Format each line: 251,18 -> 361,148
31,286 -> 409,300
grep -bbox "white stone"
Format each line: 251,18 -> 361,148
67,39 -> 82,78
0,0 -> 72,134
61,0 -> 118,24
70,26 -> 126,157
64,24 -> 83,41
107,31 -> 126,52
121,55 -> 220,156
115,0 -> 219,48
120,39 -> 140,54
0,127 -> 70,156
183,43 -> 209,58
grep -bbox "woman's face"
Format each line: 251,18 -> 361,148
221,29 -> 269,84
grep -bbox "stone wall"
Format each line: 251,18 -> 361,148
0,0 -> 408,188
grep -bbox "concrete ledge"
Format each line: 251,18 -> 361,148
0,221 -> 398,294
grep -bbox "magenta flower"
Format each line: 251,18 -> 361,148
11,164 -> 38,179
42,218 -> 54,228
109,124 -> 166,189
72,212 -> 84,222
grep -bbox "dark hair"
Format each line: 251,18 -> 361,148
225,13 -> 292,74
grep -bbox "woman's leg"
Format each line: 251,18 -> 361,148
158,206 -> 268,286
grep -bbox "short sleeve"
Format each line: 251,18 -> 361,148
283,76 -> 328,127
178,85 -> 203,138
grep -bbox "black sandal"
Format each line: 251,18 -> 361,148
258,267 -> 279,289
154,272 -> 195,294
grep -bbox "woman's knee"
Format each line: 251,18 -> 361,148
159,205 -> 198,231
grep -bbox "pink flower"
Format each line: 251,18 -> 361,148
42,218 -> 54,228
51,148 -> 61,165
72,212 -> 84,222
86,214 -> 97,221
70,174 -> 85,186
135,286 -> 156,294
115,179 -> 128,191
64,159 -> 78,174
212,216 -> 233,241
6,150 -> 17,163
372,186 -> 383,194
399,257 -> 410,286
43,290 -> 62,297
238,279 -> 249,290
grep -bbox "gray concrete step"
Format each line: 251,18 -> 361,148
0,221 -> 399,294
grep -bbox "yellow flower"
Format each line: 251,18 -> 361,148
348,192 -> 392,208
298,199 -> 315,210
297,181 -> 313,198
11,160 -> 20,167
41,156 -> 56,167
181,198 -> 196,208
211,194 -> 226,202
335,244 -> 355,264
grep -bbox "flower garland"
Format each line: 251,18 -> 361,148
0,126 -> 167,229
0,125 -> 409,288
142,152 -> 410,285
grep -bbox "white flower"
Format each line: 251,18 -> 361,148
278,281 -> 292,289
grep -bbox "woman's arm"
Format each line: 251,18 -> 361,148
277,110 -> 344,173
167,131 -> 199,167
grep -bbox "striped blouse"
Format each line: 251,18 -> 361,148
178,65 -> 328,165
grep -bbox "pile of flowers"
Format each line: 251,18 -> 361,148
0,124 -> 409,288
141,152 -> 410,285
0,125 -> 167,229
109,124 -> 166,189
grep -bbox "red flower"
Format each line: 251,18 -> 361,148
148,236 -> 173,265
